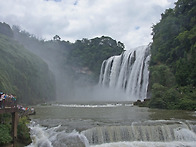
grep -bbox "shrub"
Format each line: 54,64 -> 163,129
0,124 -> 12,145
17,116 -> 31,145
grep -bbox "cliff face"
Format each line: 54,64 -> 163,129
0,22 -> 55,104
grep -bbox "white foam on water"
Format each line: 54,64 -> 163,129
26,120 -> 196,147
90,141 -> 196,147
51,103 -> 128,108
26,121 -> 89,147
26,122 -> 53,147
174,128 -> 196,141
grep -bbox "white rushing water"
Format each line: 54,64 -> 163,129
91,141 -> 196,147
51,103 -> 133,108
27,121 -> 89,147
26,104 -> 196,147
27,120 -> 196,147
99,45 -> 150,101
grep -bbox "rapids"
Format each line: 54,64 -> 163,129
26,104 -> 196,147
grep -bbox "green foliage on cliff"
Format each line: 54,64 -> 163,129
67,37 -> 124,79
0,22 -> 55,104
12,27 -> 124,82
149,0 -> 196,110
0,22 -> 124,103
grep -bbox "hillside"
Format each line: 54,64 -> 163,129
12,28 -> 124,81
12,28 -> 124,101
0,22 -> 55,104
148,0 -> 196,110
0,22 -> 124,102
67,36 -> 125,79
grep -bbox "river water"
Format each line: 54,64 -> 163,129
27,102 -> 196,147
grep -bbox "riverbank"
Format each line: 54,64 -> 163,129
133,98 -> 196,111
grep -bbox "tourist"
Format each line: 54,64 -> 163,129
11,96 -> 17,108
0,92 -> 3,108
2,93 -> 5,108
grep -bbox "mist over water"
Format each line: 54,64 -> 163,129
13,29 -> 150,103
62,85 -> 128,103
12,38 -> 126,102
55,45 -> 151,103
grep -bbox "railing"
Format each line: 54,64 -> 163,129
0,98 -> 36,116
0,97 -> 17,109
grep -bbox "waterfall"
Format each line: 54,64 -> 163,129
82,120 -> 196,145
99,45 -> 151,101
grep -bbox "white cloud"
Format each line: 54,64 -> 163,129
0,0 -> 177,49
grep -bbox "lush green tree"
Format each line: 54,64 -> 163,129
150,64 -> 176,88
67,36 -> 124,80
0,124 -> 12,145
17,117 -> 31,145
149,0 -> 196,110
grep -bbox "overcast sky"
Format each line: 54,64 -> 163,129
0,0 -> 177,49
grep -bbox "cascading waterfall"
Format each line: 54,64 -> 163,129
26,105 -> 196,147
82,120 -> 196,145
99,45 -> 151,101
27,120 -> 196,147
27,122 -> 89,147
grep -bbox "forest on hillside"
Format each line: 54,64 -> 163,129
0,22 -> 124,103
147,0 -> 196,110
12,27 -> 124,81
0,23 -> 55,104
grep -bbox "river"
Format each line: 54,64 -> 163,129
27,102 -> 196,147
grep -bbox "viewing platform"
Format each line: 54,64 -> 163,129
0,107 -> 18,114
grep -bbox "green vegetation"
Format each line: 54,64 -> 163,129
0,123 -> 12,145
148,0 -> 196,110
0,114 -> 31,146
17,116 -> 31,144
13,27 -> 124,82
67,37 -> 124,80
0,23 -> 56,104
1,22 -> 124,103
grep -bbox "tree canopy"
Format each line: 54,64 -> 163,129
148,0 -> 196,110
